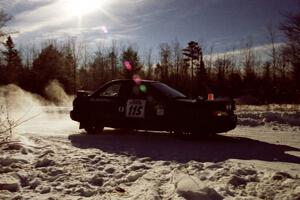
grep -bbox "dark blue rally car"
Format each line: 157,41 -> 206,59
70,79 -> 237,135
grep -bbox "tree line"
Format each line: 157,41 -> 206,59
0,9 -> 299,104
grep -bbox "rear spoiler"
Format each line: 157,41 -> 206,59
197,93 -> 233,102
197,94 -> 235,109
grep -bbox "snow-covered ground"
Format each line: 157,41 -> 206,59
0,103 -> 300,200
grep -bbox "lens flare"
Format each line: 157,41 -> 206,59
139,85 -> 147,93
101,26 -> 108,33
133,74 -> 142,85
124,61 -> 132,71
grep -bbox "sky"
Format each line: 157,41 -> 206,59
1,0 -> 299,54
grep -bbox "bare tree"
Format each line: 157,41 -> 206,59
280,10 -> 300,90
171,39 -> 182,83
145,48 -> 153,79
204,45 -> 214,81
159,43 -> 172,82
241,37 -> 257,89
0,10 -> 11,38
19,42 -> 39,68
61,37 -> 79,93
109,40 -> 118,79
214,54 -> 233,91
265,23 -> 278,81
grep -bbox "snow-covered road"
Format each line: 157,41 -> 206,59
1,106 -> 300,199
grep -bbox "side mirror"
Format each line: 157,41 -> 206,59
77,90 -> 90,97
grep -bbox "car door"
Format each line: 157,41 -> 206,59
90,81 -> 122,125
142,84 -> 169,130
117,82 -> 148,129
120,82 -> 168,130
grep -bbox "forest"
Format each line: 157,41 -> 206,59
0,9 -> 300,104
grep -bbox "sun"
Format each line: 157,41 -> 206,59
63,0 -> 106,17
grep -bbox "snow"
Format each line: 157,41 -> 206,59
0,104 -> 299,199
0,174 -> 21,192
237,104 -> 300,128
175,174 -> 223,200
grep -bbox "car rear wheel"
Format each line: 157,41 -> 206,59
190,130 -> 217,138
173,129 -> 216,138
84,124 -> 104,134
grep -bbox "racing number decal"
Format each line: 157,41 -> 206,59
128,105 -> 143,116
126,99 -> 146,118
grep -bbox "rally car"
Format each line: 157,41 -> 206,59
70,79 -> 237,135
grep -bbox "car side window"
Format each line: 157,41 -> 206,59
126,84 -> 147,99
99,83 -> 121,97
127,84 -> 162,101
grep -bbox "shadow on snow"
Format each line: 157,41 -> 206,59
68,129 -> 300,164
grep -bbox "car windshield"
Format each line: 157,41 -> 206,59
151,82 -> 187,99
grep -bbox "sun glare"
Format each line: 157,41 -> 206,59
64,0 -> 106,17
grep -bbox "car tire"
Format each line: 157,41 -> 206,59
173,130 -> 192,136
84,124 -> 104,134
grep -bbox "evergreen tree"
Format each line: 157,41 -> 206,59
1,36 -> 23,84
182,41 -> 206,97
121,47 -> 141,79
32,45 -> 68,95
262,61 -> 272,103
183,41 -> 201,82
228,70 -> 243,98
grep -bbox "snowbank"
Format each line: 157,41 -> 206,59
237,105 -> 300,128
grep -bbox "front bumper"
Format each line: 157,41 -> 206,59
70,110 -> 80,122
208,114 -> 237,133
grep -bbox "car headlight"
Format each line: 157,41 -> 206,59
213,111 -> 228,117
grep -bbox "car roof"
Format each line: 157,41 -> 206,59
109,79 -> 158,84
